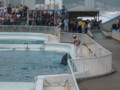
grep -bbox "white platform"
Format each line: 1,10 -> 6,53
112,30 -> 120,41
0,82 -> 35,90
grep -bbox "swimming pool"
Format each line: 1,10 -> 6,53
0,32 -> 73,83
0,50 -> 68,82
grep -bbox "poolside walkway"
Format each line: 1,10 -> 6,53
78,38 -> 120,90
48,34 -> 59,43
48,34 -> 90,59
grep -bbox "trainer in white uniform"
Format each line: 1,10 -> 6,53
73,35 -> 81,57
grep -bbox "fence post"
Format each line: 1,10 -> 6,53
45,26 -> 47,34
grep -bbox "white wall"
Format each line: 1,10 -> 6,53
45,0 -> 63,9
23,0 -> 35,9
112,30 -> 120,41
85,0 -> 95,8
3,0 -> 21,7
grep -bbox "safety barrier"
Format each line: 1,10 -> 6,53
0,25 -> 60,36
68,34 -> 112,78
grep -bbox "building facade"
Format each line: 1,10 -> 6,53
22,0 -> 35,9
45,0 -> 63,9
85,0 -> 95,8
1,0 -> 35,9
3,0 -> 22,7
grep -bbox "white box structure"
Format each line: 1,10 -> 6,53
22,0 -> 35,9
85,0 -> 95,8
45,0 -> 63,9
2,0 -> 21,7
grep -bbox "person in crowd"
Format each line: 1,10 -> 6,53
12,6 -> 15,13
84,21 -> 88,34
93,19 -> 99,29
61,6 -> 67,16
4,8 -> 7,14
81,20 -> 86,33
72,20 -> 77,33
23,5 -> 28,19
19,4 -> 23,18
63,18 -> 69,32
0,16 -> 3,25
31,18 -> 36,25
117,18 -> 120,29
15,6 -> 19,14
58,20 -> 62,31
87,21 -> 91,30
68,19 -> 73,32
98,20 -> 102,29
62,6 -> 67,13
7,4 -> 12,14
10,15 -> 14,25
77,19 -> 82,33
23,22 -> 29,31
112,23 -> 118,30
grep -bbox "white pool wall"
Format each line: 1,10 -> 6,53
35,74 -> 78,90
0,32 -> 48,42
0,82 -> 35,90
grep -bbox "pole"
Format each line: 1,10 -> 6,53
54,0 -> 55,25
21,0 -> 24,5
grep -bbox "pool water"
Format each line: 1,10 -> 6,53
0,39 -> 44,44
0,51 -> 69,82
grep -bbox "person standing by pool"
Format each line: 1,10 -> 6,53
63,18 -> 69,32
73,35 -> 82,57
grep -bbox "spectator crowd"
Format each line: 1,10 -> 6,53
28,12 -> 102,33
0,4 -> 28,25
0,4 -> 102,33
112,18 -> 120,32
59,18 -> 102,33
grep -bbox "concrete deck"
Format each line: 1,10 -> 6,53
78,38 -> 120,90
48,33 -> 92,59
48,34 -> 59,43
0,82 -> 35,90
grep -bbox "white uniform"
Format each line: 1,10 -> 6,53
73,38 -> 82,57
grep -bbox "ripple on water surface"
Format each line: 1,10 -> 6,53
0,51 -> 69,82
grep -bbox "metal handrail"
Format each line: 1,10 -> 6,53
68,59 -> 80,90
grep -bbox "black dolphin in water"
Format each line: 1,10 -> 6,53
61,53 -> 68,65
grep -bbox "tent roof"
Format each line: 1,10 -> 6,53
68,6 -> 99,12
68,6 -> 99,18
28,9 -> 62,12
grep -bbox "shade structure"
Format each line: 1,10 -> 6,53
68,6 -> 99,18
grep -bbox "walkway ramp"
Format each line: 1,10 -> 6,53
88,15 -> 120,38
48,34 -> 59,43
102,15 -> 120,31
90,29 -> 105,39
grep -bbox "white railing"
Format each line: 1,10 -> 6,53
0,25 -> 60,42
68,60 -> 80,90
68,34 -> 112,79
82,34 -> 111,57
69,54 -> 112,78
35,74 -> 80,90
0,25 -> 60,36
112,30 -> 120,41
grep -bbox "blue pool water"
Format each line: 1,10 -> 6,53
0,51 -> 68,82
0,39 -> 44,44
